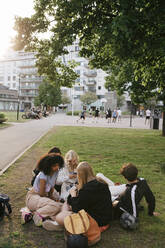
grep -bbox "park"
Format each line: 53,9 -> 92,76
0,1 -> 165,248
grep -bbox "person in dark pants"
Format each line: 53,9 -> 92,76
113,163 -> 159,219
106,108 -> 112,123
94,108 -> 100,123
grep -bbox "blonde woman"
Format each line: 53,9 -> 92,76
56,150 -> 79,200
68,162 -> 112,231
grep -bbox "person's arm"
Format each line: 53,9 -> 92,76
67,188 -> 89,213
39,179 -> 47,197
144,181 -> 155,216
56,168 -> 70,185
48,187 -> 54,199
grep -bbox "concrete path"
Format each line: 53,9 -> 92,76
0,113 -> 162,173
0,115 -> 57,172
52,113 -> 163,130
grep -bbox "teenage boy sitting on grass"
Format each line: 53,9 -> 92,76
113,163 -> 159,218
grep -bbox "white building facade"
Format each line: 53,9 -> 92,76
0,50 -> 43,110
61,40 -> 109,111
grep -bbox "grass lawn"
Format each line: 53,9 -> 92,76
0,123 -> 11,129
0,126 -> 165,248
3,111 -> 29,123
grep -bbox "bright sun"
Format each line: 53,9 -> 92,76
0,0 -> 34,57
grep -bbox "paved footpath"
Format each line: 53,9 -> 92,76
0,113 -> 162,173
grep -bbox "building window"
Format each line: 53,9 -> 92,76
13,83 -> 16,88
13,76 -> 16,81
8,76 -> 11,81
75,46 -> 79,51
76,70 -> 80,75
98,86 -> 102,90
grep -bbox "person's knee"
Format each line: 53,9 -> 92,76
55,211 -> 72,226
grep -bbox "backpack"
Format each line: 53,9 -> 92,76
120,208 -> 138,230
0,193 -> 12,221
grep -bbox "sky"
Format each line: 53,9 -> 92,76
0,0 -> 34,57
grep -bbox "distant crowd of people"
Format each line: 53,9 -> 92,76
77,108 -> 122,124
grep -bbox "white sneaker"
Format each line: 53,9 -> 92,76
33,212 -> 43,227
42,220 -> 63,232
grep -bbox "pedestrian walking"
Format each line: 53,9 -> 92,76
112,110 -> 117,123
94,108 -> 100,123
117,108 -> 122,122
145,109 -> 151,125
106,108 -> 112,123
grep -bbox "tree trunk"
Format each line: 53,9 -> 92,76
162,101 -> 165,136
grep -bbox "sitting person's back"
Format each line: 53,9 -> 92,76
68,162 -> 112,227
114,163 -> 156,218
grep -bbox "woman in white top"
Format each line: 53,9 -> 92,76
56,150 -> 79,200
25,153 -> 64,230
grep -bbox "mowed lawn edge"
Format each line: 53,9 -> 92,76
0,126 -> 165,248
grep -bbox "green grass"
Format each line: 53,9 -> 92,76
0,126 -> 165,248
3,111 -> 29,122
0,123 -> 10,129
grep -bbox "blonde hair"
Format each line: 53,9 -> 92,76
65,150 -> 79,171
77,162 -> 95,190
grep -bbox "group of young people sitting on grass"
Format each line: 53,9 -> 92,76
21,147 -> 157,248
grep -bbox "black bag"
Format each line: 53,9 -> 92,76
0,193 -> 12,221
67,234 -> 88,248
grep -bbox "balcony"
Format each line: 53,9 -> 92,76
84,70 -> 97,77
20,77 -> 43,83
20,85 -> 39,90
20,92 -> 38,97
87,86 -> 96,93
20,69 -> 38,75
86,80 -> 96,86
19,64 -> 36,69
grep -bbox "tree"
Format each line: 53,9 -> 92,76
13,0 -> 165,135
117,94 -> 125,108
35,80 -> 62,108
61,95 -> 71,105
80,92 -> 98,106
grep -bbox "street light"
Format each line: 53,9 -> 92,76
17,74 -> 21,121
72,87 -> 75,117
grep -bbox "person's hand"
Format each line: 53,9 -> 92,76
153,212 -> 160,216
69,174 -> 77,179
70,188 -> 77,197
112,200 -> 119,207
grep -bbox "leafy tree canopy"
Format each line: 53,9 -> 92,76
61,95 -> 71,105
35,80 -> 62,107
13,0 -> 165,134
80,92 -> 98,106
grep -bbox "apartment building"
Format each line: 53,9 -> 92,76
0,84 -> 18,111
61,40 -> 110,111
0,50 -> 43,109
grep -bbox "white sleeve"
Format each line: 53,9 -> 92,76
56,167 -> 70,185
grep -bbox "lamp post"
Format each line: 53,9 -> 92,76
130,101 -> 133,127
72,87 -> 75,117
17,74 -> 21,121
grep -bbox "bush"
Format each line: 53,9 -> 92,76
0,113 -> 5,118
66,111 -> 80,116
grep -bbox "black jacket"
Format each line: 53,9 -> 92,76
68,179 -> 112,226
117,178 -> 155,217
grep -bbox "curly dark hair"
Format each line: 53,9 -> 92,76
48,147 -> 61,155
37,153 -> 64,175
